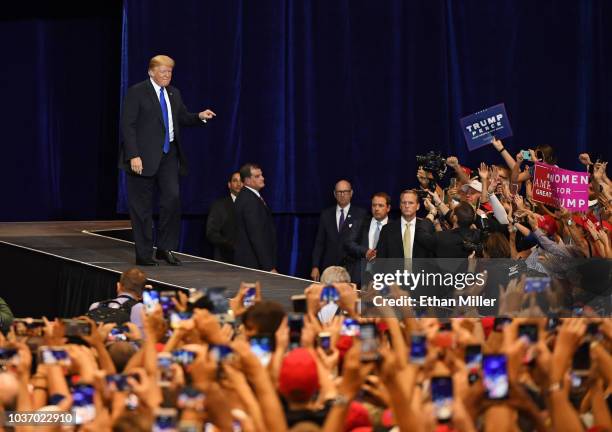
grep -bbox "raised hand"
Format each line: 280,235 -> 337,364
578,153 -> 592,166
478,162 -> 489,180
446,156 -> 460,169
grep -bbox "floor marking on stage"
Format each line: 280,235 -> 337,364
82,229 -> 312,282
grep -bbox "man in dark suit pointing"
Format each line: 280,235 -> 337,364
120,54 -> 215,266
234,163 -> 277,272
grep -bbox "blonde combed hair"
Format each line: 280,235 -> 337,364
148,54 -> 175,70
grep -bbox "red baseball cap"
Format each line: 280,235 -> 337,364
537,214 -> 558,237
278,348 -> 319,402
344,401 -> 371,432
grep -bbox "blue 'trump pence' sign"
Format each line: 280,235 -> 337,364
460,103 -> 513,151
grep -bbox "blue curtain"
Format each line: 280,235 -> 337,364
1,1 -> 122,221
2,0 -> 612,277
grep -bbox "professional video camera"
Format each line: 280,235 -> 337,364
416,151 -> 447,188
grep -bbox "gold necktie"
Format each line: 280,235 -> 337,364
403,222 -> 412,271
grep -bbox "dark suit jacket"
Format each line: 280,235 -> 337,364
344,215 -> 374,284
312,205 -> 366,272
206,195 -> 238,263
119,79 -> 204,177
234,188 -> 277,271
376,218 -> 435,260
419,227 -> 477,259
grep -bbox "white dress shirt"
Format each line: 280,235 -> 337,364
400,216 -> 416,258
231,193 -> 237,203
150,79 -> 175,142
336,204 -> 351,231
368,216 -> 388,249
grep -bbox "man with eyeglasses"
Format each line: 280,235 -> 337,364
310,180 -> 366,281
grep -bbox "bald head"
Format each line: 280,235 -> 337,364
334,180 -> 353,208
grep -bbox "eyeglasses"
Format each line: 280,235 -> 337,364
334,190 -> 352,195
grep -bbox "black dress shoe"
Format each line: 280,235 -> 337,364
156,249 -> 182,266
136,258 -> 158,266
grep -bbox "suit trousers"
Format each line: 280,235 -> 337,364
126,142 -> 181,261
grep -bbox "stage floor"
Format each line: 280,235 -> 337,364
0,221 -> 311,309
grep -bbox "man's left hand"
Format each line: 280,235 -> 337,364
198,109 -> 216,120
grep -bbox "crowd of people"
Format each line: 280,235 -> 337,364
0,274 -> 611,431
0,143 -> 611,431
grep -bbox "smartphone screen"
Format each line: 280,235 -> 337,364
483,355 -> 509,400
359,323 -> 378,362
106,374 -> 131,392
209,344 -> 233,363
243,286 -> 257,308
510,183 -> 519,196
431,376 -> 453,423
250,335 -> 273,366
143,290 -> 160,314
153,408 -> 178,432
72,384 -> 96,424
172,349 -> 196,366
0,348 -> 19,366
465,344 -> 482,384
39,346 -> 70,366
410,334 -> 427,365
288,313 -> 304,349
177,387 -> 205,411
63,319 -> 91,337
465,344 -> 482,369
521,150 -> 531,161
493,317 -> 512,332
206,287 -> 229,315
518,324 -> 538,344
160,291 -> 177,316
158,353 -> 174,386
572,342 -> 591,374
524,277 -> 550,293
320,285 -> 339,304
108,326 -> 129,342
439,321 -> 452,332
547,316 -> 561,332
318,332 -> 331,352
341,318 -> 360,337
587,322 -> 601,337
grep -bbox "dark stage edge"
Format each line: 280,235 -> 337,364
0,221 -> 311,316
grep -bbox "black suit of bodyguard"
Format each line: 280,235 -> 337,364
206,172 -> 242,263
234,164 -> 277,272
119,55 -> 215,265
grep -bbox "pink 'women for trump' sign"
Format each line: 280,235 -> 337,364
532,162 -> 589,212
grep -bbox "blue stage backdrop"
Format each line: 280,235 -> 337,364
2,0 -> 612,277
